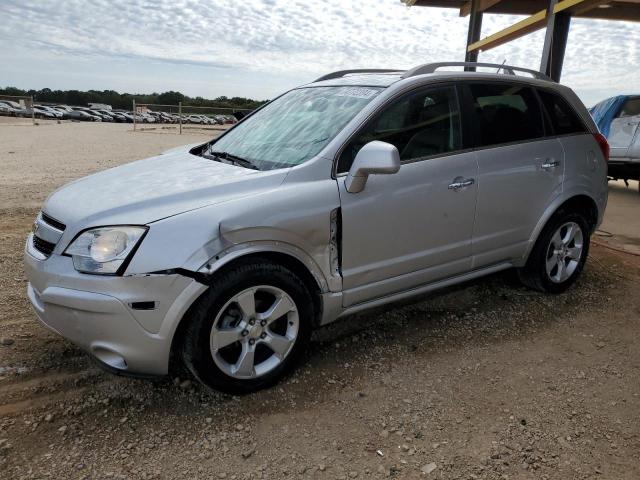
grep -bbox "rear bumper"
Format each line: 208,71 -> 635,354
24,237 -> 208,376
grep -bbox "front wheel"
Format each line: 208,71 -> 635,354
518,210 -> 590,294
181,261 -> 313,394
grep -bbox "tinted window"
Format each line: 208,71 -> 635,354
538,90 -> 587,135
337,86 -> 461,173
618,98 -> 640,117
469,83 -> 543,147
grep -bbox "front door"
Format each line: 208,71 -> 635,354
336,85 -> 478,307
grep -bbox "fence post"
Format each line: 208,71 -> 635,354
31,95 -> 35,125
179,101 -> 182,135
132,99 -> 136,131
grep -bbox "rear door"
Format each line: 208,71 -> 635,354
465,82 -> 564,268
608,97 -> 640,159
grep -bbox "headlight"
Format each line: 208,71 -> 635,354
64,226 -> 147,274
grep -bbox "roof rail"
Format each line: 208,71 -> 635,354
313,69 -> 404,83
401,62 -> 553,82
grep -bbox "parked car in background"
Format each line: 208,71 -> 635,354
0,100 -> 22,109
97,109 -> 126,122
51,106 -> 74,118
72,107 -> 112,122
142,112 -> 157,123
54,105 -> 74,113
16,106 -> 58,119
199,114 -> 216,125
90,109 -> 114,122
67,109 -> 101,122
36,105 -> 64,119
113,110 -> 135,123
591,95 -> 640,190
24,62 -> 608,394
0,102 -> 19,116
148,111 -> 176,123
185,114 -> 204,124
83,108 -> 114,122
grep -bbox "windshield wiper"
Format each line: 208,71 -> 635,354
207,150 -> 260,170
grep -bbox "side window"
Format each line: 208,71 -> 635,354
538,90 -> 587,135
469,83 -> 544,147
618,98 -> 640,117
337,86 -> 461,173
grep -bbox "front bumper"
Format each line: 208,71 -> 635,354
24,235 -> 207,376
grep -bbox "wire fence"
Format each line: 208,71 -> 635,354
0,94 -> 35,124
132,101 -> 253,134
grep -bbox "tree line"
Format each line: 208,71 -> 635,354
0,87 -> 268,110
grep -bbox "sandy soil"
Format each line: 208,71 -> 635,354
0,121 -> 217,211
0,123 -> 639,479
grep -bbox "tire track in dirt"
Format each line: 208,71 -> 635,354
0,387 -> 92,416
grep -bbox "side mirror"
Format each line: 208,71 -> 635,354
345,141 -> 401,193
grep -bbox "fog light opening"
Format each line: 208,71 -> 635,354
92,346 -> 127,370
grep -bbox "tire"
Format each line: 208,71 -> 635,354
518,209 -> 590,294
181,260 -> 313,394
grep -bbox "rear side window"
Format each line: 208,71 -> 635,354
469,83 -> 544,147
538,90 -> 587,135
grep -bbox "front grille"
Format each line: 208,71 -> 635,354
41,212 -> 66,231
31,211 -> 66,258
32,235 -> 56,256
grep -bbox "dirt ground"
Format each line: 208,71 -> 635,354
0,122 -> 639,479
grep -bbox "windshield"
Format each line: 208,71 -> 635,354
209,86 -> 383,170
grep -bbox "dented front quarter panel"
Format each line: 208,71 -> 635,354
125,155 -> 342,293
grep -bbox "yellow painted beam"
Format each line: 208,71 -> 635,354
467,8 -> 547,52
467,0 -> 610,53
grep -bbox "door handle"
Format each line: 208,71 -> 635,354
541,159 -> 560,170
448,177 -> 475,191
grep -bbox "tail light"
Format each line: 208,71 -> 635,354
593,133 -> 609,163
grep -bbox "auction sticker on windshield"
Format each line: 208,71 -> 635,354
334,87 -> 380,99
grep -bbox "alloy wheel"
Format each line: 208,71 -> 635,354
209,285 -> 299,379
545,221 -> 584,283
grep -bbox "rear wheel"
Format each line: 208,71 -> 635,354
518,210 -> 590,294
181,261 -> 313,394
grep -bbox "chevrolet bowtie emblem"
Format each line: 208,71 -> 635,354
32,220 -> 39,235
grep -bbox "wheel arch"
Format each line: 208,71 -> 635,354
523,193 -> 599,264
168,249 -> 326,374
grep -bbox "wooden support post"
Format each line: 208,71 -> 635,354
541,8 -> 571,82
465,0 -> 483,70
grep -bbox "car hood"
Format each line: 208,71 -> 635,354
43,150 -> 288,228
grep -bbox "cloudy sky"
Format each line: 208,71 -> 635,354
1,0 -> 638,105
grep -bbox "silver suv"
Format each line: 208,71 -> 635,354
24,62 -> 609,393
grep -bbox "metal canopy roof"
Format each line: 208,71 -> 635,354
404,0 -> 640,21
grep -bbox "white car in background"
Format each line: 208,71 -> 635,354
591,95 -> 640,191
36,105 -> 64,118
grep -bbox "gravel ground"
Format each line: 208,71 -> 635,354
0,122 -> 639,479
